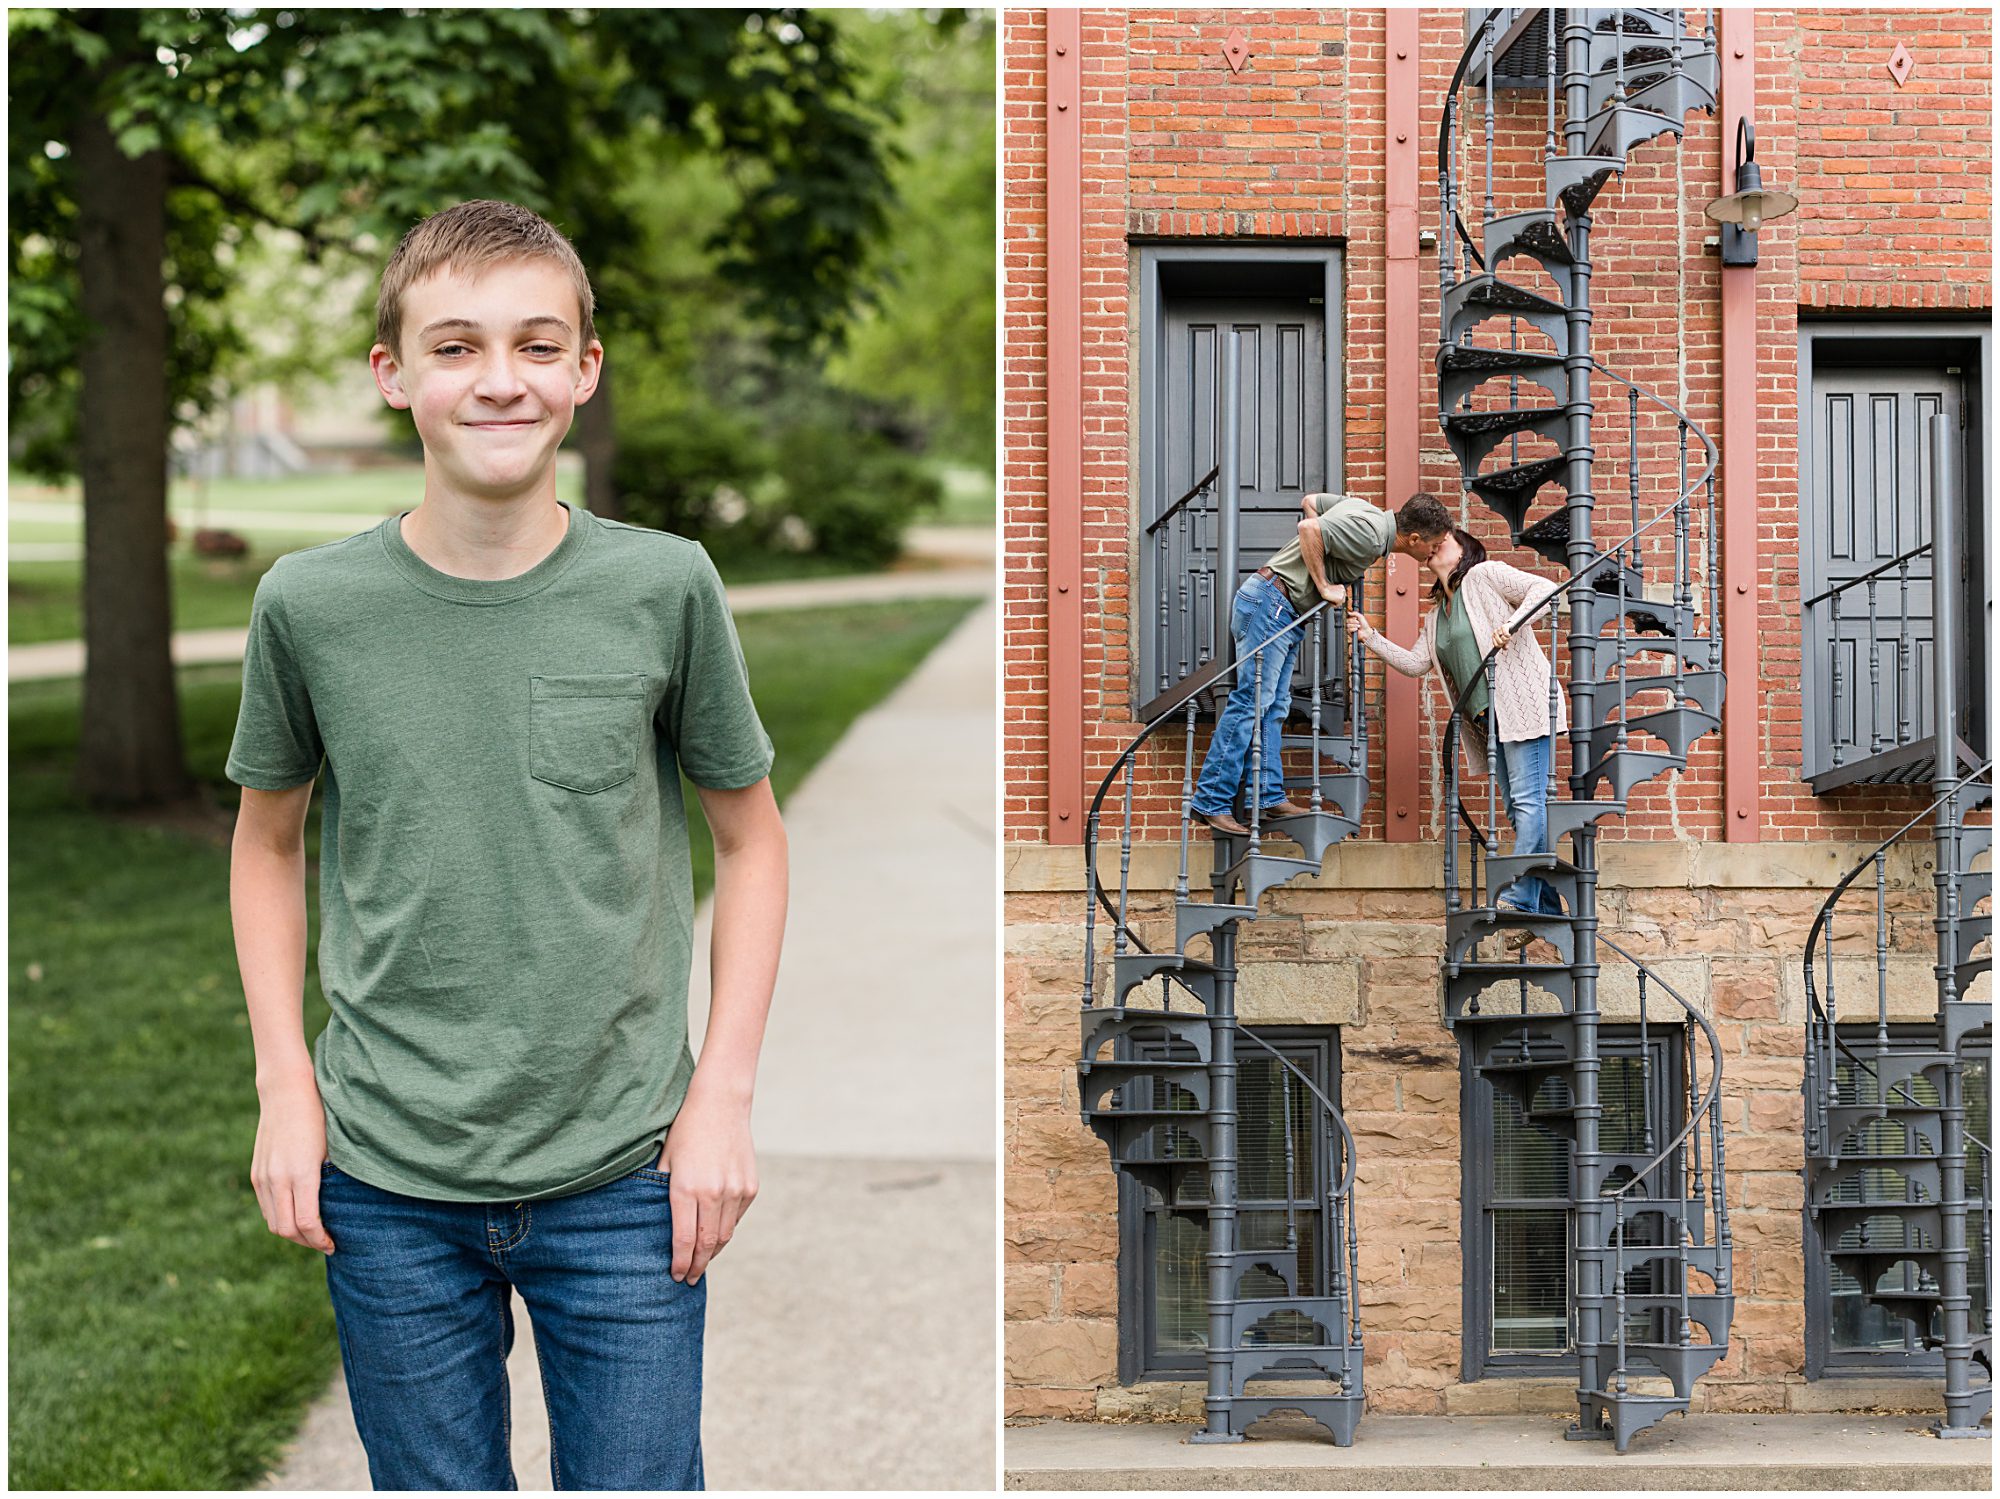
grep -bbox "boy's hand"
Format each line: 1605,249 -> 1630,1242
660,1091 -> 758,1284
251,1070 -> 336,1254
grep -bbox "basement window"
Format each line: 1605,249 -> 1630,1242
1460,1026 -> 1685,1379
1116,1027 -> 1340,1384
1805,1026 -> 1990,1377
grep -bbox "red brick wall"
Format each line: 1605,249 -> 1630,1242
1002,7 -> 1991,850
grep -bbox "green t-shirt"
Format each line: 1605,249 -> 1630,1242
1435,586 -> 1491,721
225,501 -> 774,1203
1262,494 -> 1397,611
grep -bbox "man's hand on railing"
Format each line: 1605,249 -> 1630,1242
1318,581 -> 1346,607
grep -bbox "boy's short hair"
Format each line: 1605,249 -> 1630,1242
1395,492 -> 1453,540
376,200 -> 596,359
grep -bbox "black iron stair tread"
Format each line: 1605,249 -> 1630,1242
1438,344 -> 1569,374
1442,406 -> 1566,435
1452,959 -> 1574,977
1486,210 -> 1574,265
1451,276 -> 1568,318
1475,454 -> 1569,495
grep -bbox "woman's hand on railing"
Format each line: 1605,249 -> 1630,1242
1345,608 -> 1373,645
1490,625 -> 1512,652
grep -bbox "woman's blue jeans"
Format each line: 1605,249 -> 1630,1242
1495,732 -> 1564,915
1191,574 -> 1303,818
318,1159 -> 704,1491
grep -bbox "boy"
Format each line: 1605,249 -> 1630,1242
1189,491 -> 1452,836
227,200 -> 787,1491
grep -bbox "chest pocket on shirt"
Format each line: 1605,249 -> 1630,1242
529,673 -> 650,794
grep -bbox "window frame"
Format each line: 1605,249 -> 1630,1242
1803,1024 -> 1991,1379
1114,1025 -> 1341,1385
1459,1024 -> 1687,1381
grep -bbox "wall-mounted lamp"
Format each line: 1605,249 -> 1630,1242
1704,118 -> 1798,267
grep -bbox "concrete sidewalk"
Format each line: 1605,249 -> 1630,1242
9,562 -> 992,683
1004,1414 -> 1991,1491
261,598 -> 997,1491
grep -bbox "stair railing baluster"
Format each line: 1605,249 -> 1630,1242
1830,585 -> 1845,767
1175,505 -> 1190,689
1177,702 -> 1197,906
1310,613 -> 1325,812
1545,6 -> 1558,165
1676,421 -> 1691,698
1613,1196 -> 1629,1394
1704,472 -> 1719,671
1867,580 -> 1883,755
1283,1067 -> 1298,1256
1485,652 -> 1500,893
1116,763 -> 1135,955
1897,556 -> 1913,749
1629,386 -> 1642,541
1483,20 -> 1495,232
1874,851 -> 1890,1055
1082,805 -> 1100,1009
1639,969 -> 1654,1155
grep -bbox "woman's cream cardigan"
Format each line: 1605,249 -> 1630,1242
1363,559 -> 1569,758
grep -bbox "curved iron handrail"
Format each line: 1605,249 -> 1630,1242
1438,11 -> 1501,273
1239,1025 -> 1360,1200
1145,463 -> 1222,538
1801,758 -> 1994,1110
1596,932 -> 1726,1203
1083,595 -> 1336,954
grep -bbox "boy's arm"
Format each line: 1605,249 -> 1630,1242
663,776 -> 787,1284
230,782 -> 336,1255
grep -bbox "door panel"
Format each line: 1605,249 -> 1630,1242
1142,295 -> 1328,709
1803,367 -> 1962,780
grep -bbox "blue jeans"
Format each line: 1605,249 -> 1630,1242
1191,574 -> 1304,818
1495,732 -> 1563,915
319,1160 -> 704,1491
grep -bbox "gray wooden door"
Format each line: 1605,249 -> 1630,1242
1801,366 -> 1964,782
1140,295 -> 1328,712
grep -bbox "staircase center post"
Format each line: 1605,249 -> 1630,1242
1927,409 -> 1977,1436
1194,917 -> 1245,1443
1560,7 -> 1609,1440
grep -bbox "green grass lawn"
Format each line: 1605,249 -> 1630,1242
9,460 -> 992,646
7,594 -> 977,1491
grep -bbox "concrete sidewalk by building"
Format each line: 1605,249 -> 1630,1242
1004,1414 -> 1990,1491
261,599 -> 997,1491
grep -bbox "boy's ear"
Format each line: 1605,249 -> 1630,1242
370,344 -> 411,411
571,339 -> 605,407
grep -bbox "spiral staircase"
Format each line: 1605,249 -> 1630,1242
1079,595 -> 1370,1446
1435,8 -> 1737,1452
1800,763 -> 1993,1437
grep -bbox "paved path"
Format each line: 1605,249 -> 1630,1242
260,598 -> 997,1491
1005,1413 -> 1990,1490
9,555 -> 992,683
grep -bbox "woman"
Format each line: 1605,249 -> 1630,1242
1348,527 -> 1567,917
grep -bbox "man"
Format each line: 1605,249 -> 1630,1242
228,201 -> 786,1490
1189,491 -> 1453,836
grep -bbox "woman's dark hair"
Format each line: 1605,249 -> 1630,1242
1427,525 -> 1488,601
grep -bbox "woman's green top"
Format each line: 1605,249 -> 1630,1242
1435,587 -> 1491,720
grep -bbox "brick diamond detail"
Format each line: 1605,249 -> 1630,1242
1888,43 -> 1914,86
1222,26 -> 1250,75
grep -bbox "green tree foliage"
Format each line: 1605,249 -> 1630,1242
6,7 -> 900,805
826,9 -> 996,463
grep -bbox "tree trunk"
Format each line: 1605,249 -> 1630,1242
579,357 -> 620,520
73,106 -> 192,806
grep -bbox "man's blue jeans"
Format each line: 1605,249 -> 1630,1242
1495,732 -> 1563,915
319,1159 -> 703,1491
1191,574 -> 1304,819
